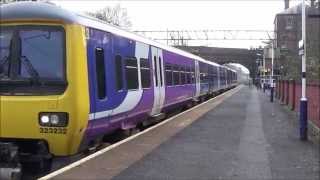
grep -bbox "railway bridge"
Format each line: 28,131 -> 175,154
175,46 -> 258,78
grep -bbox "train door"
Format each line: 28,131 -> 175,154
151,47 -> 165,115
225,69 -> 228,87
217,66 -> 221,89
0,95 -> 1,136
208,66 -> 213,92
87,30 -> 112,121
195,60 -> 200,98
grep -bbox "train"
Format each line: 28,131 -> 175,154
0,1 -> 237,177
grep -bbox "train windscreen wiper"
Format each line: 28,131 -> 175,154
4,30 -> 40,84
0,56 -> 9,78
0,55 -> 40,85
20,55 -> 40,84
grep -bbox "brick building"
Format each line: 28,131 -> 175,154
262,44 -> 274,77
274,0 -> 320,81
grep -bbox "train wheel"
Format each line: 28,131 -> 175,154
26,156 -> 52,174
39,157 -> 52,173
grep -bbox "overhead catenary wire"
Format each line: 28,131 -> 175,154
133,29 -> 314,46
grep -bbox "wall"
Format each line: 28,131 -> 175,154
276,80 -> 320,140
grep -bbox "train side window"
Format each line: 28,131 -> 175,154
200,72 -> 204,82
186,66 -> 191,84
140,58 -> 151,88
213,67 -> 217,76
173,65 -> 180,85
115,55 -> 123,91
191,66 -> 195,83
95,47 -> 106,99
165,63 -> 173,86
180,66 -> 186,85
208,66 -> 212,75
125,57 -> 139,90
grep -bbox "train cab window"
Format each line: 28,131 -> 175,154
0,26 -> 68,95
173,65 -> 180,85
125,57 -> 139,90
165,63 -> 173,86
115,55 -> 123,91
95,47 -> 107,99
140,58 -> 151,88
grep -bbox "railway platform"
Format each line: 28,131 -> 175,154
41,86 -> 319,180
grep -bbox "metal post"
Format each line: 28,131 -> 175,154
300,0 -> 308,141
263,52 -> 266,92
270,42 -> 274,102
166,28 -> 168,45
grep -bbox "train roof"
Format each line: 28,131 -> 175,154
1,2 -> 221,67
221,65 -> 237,73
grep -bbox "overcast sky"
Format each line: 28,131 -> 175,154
51,0 -> 302,49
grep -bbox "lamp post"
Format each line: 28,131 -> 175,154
299,0 -> 308,141
262,41 -> 274,100
270,42 -> 274,102
263,51 -> 266,92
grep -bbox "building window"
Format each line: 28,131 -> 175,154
125,57 -> 139,90
115,55 -> 123,91
285,16 -> 294,30
140,58 -> 151,88
95,47 -> 106,99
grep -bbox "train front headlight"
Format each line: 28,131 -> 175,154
39,113 -> 69,127
40,115 -> 50,124
50,114 -> 60,125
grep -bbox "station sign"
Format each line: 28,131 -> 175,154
298,40 -> 304,56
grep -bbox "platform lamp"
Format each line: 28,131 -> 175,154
299,0 -> 308,141
262,41 -> 275,102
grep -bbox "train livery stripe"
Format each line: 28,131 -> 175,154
110,42 -> 147,115
88,42 -> 148,120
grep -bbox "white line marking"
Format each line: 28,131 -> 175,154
38,86 -> 242,180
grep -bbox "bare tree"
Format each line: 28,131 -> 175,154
86,4 -> 132,30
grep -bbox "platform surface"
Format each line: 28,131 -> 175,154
51,87 -> 319,180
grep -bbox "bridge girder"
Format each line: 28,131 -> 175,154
175,46 -> 258,78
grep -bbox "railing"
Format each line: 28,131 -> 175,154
276,80 -> 320,128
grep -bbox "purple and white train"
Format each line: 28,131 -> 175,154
0,2 -> 237,172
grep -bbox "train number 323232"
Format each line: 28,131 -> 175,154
40,127 -> 67,134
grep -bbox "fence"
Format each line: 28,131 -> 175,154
276,80 -> 320,129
